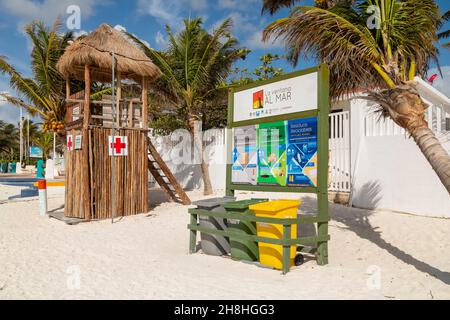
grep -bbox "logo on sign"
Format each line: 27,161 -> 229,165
108,136 -> 128,156
67,135 -> 73,152
253,90 -> 264,110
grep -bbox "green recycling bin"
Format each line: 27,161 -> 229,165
221,199 -> 268,262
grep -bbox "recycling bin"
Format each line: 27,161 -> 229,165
249,199 -> 301,270
11,162 -> 16,174
222,199 -> 268,262
193,197 -> 235,256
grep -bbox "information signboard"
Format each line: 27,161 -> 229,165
226,65 -> 330,265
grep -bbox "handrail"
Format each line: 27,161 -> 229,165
188,208 -> 329,225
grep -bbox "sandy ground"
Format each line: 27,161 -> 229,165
0,184 -> 449,300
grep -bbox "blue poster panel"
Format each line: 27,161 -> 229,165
286,117 -> 318,187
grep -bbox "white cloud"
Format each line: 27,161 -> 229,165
114,24 -> 126,32
0,0 -> 109,30
246,30 -> 283,50
0,91 -> 20,124
155,31 -> 168,48
73,30 -> 88,39
428,66 -> 450,98
218,0 -> 258,10
137,0 -> 208,28
191,0 -> 207,10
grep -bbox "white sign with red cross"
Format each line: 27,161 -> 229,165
108,136 -> 128,156
67,135 -> 73,152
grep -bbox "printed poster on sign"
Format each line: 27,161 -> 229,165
232,125 -> 258,185
257,121 -> 287,186
286,117 -> 318,187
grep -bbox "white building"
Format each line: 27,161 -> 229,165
151,77 -> 450,218
329,77 -> 450,217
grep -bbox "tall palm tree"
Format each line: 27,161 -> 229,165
262,0 -> 450,194
439,10 -> 450,48
130,18 -> 249,195
0,19 -> 82,134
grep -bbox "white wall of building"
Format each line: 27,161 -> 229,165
348,98 -> 450,218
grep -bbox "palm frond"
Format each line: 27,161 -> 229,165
0,92 -> 45,117
262,0 -> 301,14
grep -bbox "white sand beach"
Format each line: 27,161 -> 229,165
0,184 -> 449,300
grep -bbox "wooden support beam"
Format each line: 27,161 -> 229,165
65,78 -> 70,101
83,65 -> 91,129
128,100 -> 134,128
116,71 -> 121,127
142,77 -> 148,129
83,64 -> 91,220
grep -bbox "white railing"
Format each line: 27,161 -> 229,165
365,103 -> 450,137
329,111 -> 351,192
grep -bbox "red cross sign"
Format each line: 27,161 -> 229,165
67,135 -> 73,152
108,136 -> 128,156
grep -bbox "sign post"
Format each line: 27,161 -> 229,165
226,64 -> 330,265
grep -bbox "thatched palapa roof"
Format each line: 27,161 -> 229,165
57,24 -> 161,83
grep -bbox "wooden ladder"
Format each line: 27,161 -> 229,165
147,138 -> 191,205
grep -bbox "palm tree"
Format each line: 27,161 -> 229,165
0,19 -> 82,134
32,132 -> 53,160
262,0 -> 450,194
439,10 -> 450,48
130,18 -> 249,195
0,120 -> 19,161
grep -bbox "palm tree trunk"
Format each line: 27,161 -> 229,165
410,127 -> 450,194
188,116 -> 213,195
371,84 -> 450,194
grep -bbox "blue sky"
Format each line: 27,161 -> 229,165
1,0 -> 449,124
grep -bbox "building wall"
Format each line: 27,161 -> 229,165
349,99 -> 450,217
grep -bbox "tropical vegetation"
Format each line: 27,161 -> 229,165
0,120 -> 19,161
262,0 -> 450,193
130,17 -> 249,195
0,19 -> 83,135
228,53 -> 285,86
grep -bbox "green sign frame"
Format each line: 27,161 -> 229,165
225,64 -> 330,265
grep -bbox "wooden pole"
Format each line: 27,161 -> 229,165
83,65 -> 91,220
84,65 -> 91,129
142,77 -> 148,129
116,71 -> 121,128
66,78 -> 71,101
128,100 -> 134,128
111,52 -> 116,224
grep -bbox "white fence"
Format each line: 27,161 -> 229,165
329,111 -> 351,192
364,103 -> 450,137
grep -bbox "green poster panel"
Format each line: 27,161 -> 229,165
257,121 -> 287,186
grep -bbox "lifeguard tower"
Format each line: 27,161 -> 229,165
57,24 -> 190,220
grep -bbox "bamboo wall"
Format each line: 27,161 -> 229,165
65,127 -> 148,220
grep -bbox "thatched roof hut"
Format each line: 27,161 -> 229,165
57,24 -> 161,83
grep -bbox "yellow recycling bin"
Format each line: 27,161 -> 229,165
249,200 -> 301,270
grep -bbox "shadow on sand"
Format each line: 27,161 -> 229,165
300,181 -> 450,285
